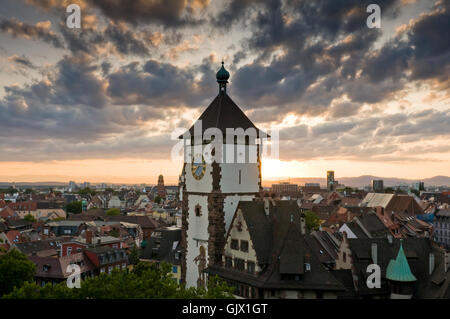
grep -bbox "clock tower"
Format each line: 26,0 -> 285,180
180,62 -> 265,288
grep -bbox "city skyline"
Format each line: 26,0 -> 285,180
0,0 -> 449,182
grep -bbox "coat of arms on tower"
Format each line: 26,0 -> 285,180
193,245 -> 206,288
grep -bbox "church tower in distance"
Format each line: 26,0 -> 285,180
180,62 -> 265,288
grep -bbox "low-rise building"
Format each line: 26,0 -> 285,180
141,226 -> 182,283
206,199 -> 345,299
434,209 -> 450,249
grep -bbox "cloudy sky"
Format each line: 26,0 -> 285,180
0,0 -> 449,184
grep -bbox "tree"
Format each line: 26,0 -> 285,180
24,214 -> 36,223
106,208 -> 120,216
78,188 -> 96,196
304,210 -> 321,232
344,187 -> 354,193
109,229 -> 120,238
154,196 -> 162,204
3,262 -> 234,299
0,249 -> 36,297
24,188 -> 35,195
128,246 -> 141,265
384,187 -> 395,194
66,201 -> 82,214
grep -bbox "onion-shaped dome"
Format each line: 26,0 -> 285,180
216,61 -> 230,83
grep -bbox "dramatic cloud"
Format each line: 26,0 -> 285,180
0,18 -> 64,48
0,0 -> 448,170
8,55 -> 37,69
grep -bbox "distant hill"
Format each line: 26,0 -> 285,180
263,175 -> 450,188
1,175 -> 449,189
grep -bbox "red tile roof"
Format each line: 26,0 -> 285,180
6,230 -> 22,244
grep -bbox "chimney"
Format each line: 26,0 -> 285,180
429,253 -> 435,275
86,230 -> 93,245
264,198 -> 270,216
300,214 -> 306,235
371,243 -> 378,264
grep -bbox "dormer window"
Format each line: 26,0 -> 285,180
305,263 -> 311,272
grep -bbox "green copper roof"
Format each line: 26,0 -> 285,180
216,61 -> 230,83
386,241 -> 417,282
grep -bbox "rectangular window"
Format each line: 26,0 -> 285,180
234,258 -> 245,271
122,263 -> 127,269
108,266 -> 113,273
240,240 -> 249,252
247,261 -> 255,274
67,247 -> 72,256
172,266 -> 178,273
230,239 -> 239,250
100,268 -> 105,273
225,256 -> 233,268
239,170 -> 241,184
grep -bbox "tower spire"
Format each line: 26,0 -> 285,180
216,60 -> 230,93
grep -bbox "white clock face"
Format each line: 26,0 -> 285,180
191,153 -> 206,180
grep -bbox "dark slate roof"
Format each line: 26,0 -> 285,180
358,212 -> 390,237
15,237 -> 72,256
141,227 -> 181,265
308,231 -> 340,265
208,199 -> 345,292
5,219 -> 33,229
345,221 -> 369,239
180,91 -> 265,138
330,269 -> 357,299
348,237 -> 448,298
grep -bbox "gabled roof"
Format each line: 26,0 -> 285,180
30,252 -> 96,279
208,199 -> 344,291
386,195 -> 423,215
361,193 -> 394,208
141,227 -> 181,265
15,237 -> 72,256
105,215 -> 159,229
347,237 -> 442,296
